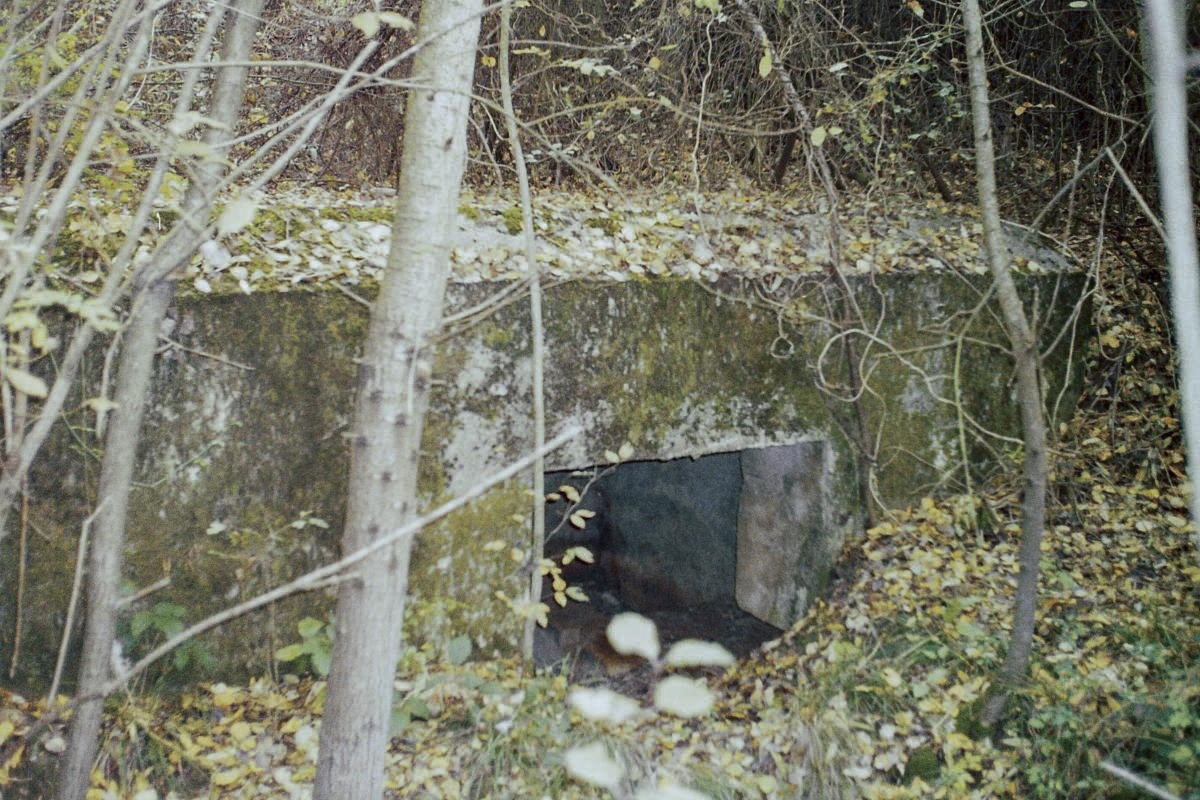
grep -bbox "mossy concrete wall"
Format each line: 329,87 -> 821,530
4,270 -> 1087,691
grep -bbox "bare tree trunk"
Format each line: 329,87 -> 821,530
0,0 -> 154,550
56,280 -> 172,800
1144,0 -> 1200,562
496,0 -> 548,665
732,0 -> 878,528
960,0 -> 1049,730
312,2 -> 483,797
56,4 -> 265,797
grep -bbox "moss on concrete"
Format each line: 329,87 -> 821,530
2,269 -> 1088,693
408,480 -> 532,657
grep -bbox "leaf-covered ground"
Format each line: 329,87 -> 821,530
3,253 -> 1197,799
1,184 -> 1068,298
2,168 -> 1197,798
3,464 -> 1195,798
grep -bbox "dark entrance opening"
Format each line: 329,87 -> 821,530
535,450 -> 783,679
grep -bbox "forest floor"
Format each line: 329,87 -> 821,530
1,175 -> 1198,799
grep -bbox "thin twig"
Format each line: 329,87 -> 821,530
1105,146 -> 1166,241
158,337 -> 255,371
7,486 -> 27,679
91,426 -> 581,698
499,0 -> 548,665
1098,761 -> 1182,800
48,497 -> 110,705
116,576 -> 171,609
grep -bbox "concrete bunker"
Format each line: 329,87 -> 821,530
4,240 -> 1089,690
535,442 -> 834,674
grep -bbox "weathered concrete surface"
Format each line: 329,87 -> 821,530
601,452 -> 743,611
4,268 -> 1088,691
545,445 -> 835,633
736,444 -> 832,628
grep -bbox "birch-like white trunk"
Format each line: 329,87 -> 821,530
1144,0 -> 1200,565
56,3 -> 265,798
312,2 -> 483,797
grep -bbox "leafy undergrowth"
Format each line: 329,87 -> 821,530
2,207 -> 1197,800
2,463 -> 1195,799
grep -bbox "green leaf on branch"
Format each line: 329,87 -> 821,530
607,612 -> 660,660
564,742 -> 622,788
758,52 -> 772,78
218,196 -> 259,237
351,12 -> 413,37
664,639 -> 734,668
4,367 -> 47,398
654,675 -> 715,717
